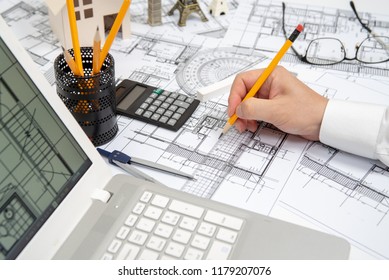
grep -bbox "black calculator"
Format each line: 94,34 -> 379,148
115,79 -> 200,131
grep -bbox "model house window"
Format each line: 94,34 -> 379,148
73,0 -> 94,21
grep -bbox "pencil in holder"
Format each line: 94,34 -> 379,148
54,47 -> 118,146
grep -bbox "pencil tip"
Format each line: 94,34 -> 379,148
219,123 -> 231,138
218,133 -> 223,139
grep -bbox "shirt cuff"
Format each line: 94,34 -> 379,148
319,99 -> 386,159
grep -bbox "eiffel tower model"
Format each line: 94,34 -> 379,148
168,0 -> 208,27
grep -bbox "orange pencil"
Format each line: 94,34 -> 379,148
98,0 -> 131,70
92,26 -> 101,75
61,46 -> 80,76
66,0 -> 84,76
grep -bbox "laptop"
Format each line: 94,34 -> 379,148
0,17 -> 350,260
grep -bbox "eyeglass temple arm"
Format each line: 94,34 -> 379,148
281,2 -> 304,60
349,1 -> 372,34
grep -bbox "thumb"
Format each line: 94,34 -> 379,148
236,98 -> 276,123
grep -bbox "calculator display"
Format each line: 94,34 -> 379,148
115,79 -> 200,132
117,85 -> 147,110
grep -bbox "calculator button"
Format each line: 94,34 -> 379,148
186,97 -> 194,103
153,88 -> 164,95
153,100 -> 162,106
150,93 -> 159,99
140,103 -> 149,109
177,108 -> 185,114
151,113 -> 161,121
169,105 -> 178,111
173,100 -> 190,109
143,111 -> 152,118
164,110 -> 173,117
172,113 -> 181,120
156,108 -> 165,115
170,92 -> 179,99
167,119 -> 177,126
148,105 -> 157,112
157,95 -> 166,101
177,95 -> 186,101
135,108 -> 144,115
145,97 -> 153,104
160,102 -> 169,109
159,116 -> 168,123
166,97 -> 174,103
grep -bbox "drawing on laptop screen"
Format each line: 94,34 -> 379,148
0,37 -> 92,259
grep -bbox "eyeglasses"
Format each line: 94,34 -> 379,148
281,1 -> 389,65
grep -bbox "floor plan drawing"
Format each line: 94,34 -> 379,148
298,142 -> 389,220
0,0 -> 59,84
278,141 -> 389,259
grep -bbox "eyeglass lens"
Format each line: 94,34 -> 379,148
356,36 -> 389,63
305,38 -> 345,65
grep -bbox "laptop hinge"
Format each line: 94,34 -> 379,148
90,189 -> 112,203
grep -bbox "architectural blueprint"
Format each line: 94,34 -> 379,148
130,0 -> 239,38
222,0 -> 389,76
1,0 -> 389,259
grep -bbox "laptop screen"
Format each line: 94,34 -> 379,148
0,37 -> 92,259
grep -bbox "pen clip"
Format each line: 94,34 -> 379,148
96,148 -> 131,164
109,150 -> 131,164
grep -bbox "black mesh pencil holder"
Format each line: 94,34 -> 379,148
54,47 -> 118,146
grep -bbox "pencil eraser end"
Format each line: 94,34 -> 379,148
296,24 -> 304,32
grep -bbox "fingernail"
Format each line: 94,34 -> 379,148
236,105 -> 242,117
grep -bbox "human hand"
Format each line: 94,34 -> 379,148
227,66 -> 328,141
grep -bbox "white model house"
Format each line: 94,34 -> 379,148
209,0 -> 229,16
44,0 -> 131,49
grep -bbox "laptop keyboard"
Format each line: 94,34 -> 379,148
101,190 -> 244,260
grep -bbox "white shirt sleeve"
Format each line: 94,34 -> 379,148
319,99 -> 389,166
